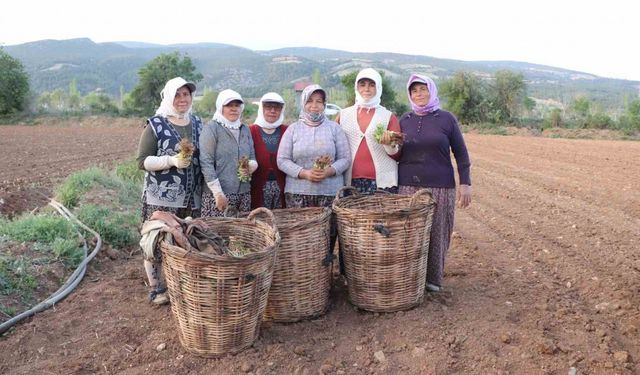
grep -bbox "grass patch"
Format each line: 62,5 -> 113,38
76,205 -> 139,249
0,214 -> 74,243
115,158 -> 144,183
52,238 -> 83,267
55,167 -> 119,208
0,254 -> 38,298
1,160 -> 143,317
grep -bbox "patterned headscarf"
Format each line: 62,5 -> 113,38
299,84 -> 327,127
407,74 -> 440,115
255,92 -> 285,129
155,77 -> 196,118
355,68 -> 382,109
212,89 -> 245,129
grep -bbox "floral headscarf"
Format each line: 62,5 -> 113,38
299,84 -> 327,127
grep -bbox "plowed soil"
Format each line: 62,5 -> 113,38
1,120 -> 639,374
0,116 -> 144,217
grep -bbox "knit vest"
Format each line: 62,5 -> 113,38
250,124 -> 287,209
340,106 -> 398,188
144,115 -> 202,208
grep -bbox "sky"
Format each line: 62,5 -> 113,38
2,0 -> 638,81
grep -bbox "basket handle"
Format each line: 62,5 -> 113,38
334,186 -> 359,201
247,207 -> 276,228
409,188 -> 435,207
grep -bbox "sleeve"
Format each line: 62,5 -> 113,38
449,115 -> 471,185
248,127 -> 256,161
199,123 -> 220,184
330,124 -> 351,174
247,127 -> 258,172
386,114 -> 402,161
277,125 -> 304,178
136,123 -> 158,170
387,114 -> 401,133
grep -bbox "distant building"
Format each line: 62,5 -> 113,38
294,81 -> 311,110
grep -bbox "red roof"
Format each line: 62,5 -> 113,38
294,82 -> 311,92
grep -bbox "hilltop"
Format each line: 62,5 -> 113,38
5,38 -> 639,111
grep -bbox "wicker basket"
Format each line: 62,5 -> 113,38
332,187 -> 435,312
160,208 -> 280,358
264,207 -> 332,322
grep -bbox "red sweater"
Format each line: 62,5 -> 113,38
250,124 -> 288,209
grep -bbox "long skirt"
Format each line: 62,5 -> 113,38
351,178 -> 398,195
261,180 -> 283,210
201,190 -> 251,217
398,185 -> 456,287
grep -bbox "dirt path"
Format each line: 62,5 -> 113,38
0,129 -> 638,374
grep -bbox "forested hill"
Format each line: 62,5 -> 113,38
5,38 -> 639,110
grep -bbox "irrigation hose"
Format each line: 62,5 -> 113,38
0,199 -> 103,335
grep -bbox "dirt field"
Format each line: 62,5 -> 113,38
1,120 -> 639,374
0,116 -> 144,217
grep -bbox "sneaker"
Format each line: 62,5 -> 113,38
425,283 -> 442,292
149,287 -> 169,305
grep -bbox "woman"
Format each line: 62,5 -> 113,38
136,76 -> 202,305
250,92 -> 288,209
200,89 -> 257,217
337,68 -> 402,194
398,74 -> 472,292
277,84 -> 350,209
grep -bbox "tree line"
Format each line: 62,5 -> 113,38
1,48 -> 638,134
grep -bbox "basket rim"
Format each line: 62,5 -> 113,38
272,206 -> 331,231
160,239 -> 277,262
332,195 -> 435,215
332,186 -> 435,215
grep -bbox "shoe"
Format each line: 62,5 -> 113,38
425,283 -> 441,292
149,287 -> 169,305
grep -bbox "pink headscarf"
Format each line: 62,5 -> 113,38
407,74 -> 440,115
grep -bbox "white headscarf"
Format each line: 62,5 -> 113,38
212,89 -> 245,129
155,77 -> 196,118
255,92 -> 285,129
354,68 -> 382,109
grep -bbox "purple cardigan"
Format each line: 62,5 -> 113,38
398,110 -> 471,188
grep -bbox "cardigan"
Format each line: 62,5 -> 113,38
199,120 -> 255,195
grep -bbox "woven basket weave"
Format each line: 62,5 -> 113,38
160,208 -> 279,358
264,207 -> 332,322
332,187 -> 435,312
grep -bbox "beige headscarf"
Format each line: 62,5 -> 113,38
155,77 -> 196,118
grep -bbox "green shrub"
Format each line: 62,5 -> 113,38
52,238 -> 83,267
76,204 -> 139,248
0,255 -> 38,297
0,214 -> 74,243
115,159 -> 144,183
55,167 -> 116,207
